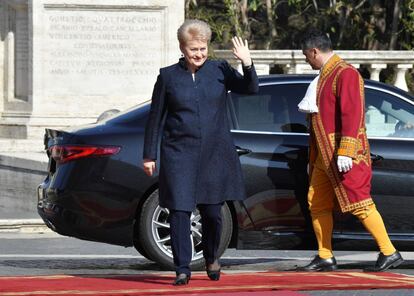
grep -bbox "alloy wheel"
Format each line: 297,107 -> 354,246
150,206 -> 204,261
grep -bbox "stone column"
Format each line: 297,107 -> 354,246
283,63 -> 317,74
283,63 -> 295,74
368,63 -> 387,81
0,2 -> 4,114
2,1 -> 30,107
295,63 -> 317,74
14,4 -> 29,101
252,63 -> 270,75
5,31 -> 15,106
394,64 -> 413,91
0,0 -> 32,138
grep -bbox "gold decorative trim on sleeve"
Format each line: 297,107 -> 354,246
328,130 -> 371,165
337,136 -> 359,158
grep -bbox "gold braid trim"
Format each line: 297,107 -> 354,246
337,136 -> 359,158
332,63 -> 349,95
329,131 -> 371,166
320,54 -> 342,80
341,198 -> 374,212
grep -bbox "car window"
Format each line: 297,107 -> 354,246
230,83 -> 308,133
365,88 -> 414,138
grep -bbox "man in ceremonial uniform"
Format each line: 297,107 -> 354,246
297,30 -> 403,272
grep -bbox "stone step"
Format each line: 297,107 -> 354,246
0,151 -> 48,219
0,139 -> 45,153
0,219 -> 50,233
0,152 -> 48,171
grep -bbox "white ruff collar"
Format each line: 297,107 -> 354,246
298,74 -> 319,113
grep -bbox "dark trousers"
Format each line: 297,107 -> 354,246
169,203 -> 223,276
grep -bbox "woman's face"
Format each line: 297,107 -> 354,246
180,39 -> 208,72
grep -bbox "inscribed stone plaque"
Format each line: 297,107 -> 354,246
42,6 -> 164,98
31,0 -> 183,118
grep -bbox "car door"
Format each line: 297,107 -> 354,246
229,80 -> 317,238
339,86 -> 414,235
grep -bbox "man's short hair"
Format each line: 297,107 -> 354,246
301,30 -> 332,52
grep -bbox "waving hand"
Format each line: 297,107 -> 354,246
231,36 -> 252,67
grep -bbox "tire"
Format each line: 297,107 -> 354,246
138,189 -> 233,271
133,230 -> 154,261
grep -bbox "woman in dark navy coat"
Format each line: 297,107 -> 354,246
143,19 -> 259,285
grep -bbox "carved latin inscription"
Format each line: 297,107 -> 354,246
42,7 -> 164,97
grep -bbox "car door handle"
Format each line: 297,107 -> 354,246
236,146 -> 251,156
370,153 -> 384,162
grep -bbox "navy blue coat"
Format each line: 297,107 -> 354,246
143,58 -> 259,211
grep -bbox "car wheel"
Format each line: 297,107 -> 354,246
133,230 -> 154,261
138,189 -> 233,270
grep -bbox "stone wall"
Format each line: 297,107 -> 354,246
0,153 -> 47,217
0,0 -> 184,139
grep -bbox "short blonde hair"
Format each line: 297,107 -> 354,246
177,19 -> 212,44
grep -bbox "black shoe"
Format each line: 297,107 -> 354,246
173,273 -> 190,285
206,268 -> 221,281
206,260 -> 221,281
364,251 -> 404,272
296,255 -> 338,272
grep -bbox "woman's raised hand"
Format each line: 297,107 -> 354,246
231,36 -> 252,67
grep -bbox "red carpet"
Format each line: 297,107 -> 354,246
0,271 -> 414,296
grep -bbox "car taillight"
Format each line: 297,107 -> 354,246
49,145 -> 121,164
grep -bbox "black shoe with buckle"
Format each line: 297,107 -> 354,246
296,255 -> 338,272
364,251 -> 404,272
173,273 -> 190,285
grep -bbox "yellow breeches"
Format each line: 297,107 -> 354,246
308,154 -> 395,258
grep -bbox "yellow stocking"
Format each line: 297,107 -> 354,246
353,204 -> 396,256
308,154 -> 335,259
312,212 -> 334,259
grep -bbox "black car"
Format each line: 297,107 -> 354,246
37,75 -> 414,270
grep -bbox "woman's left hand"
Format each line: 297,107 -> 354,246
231,36 -> 252,67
